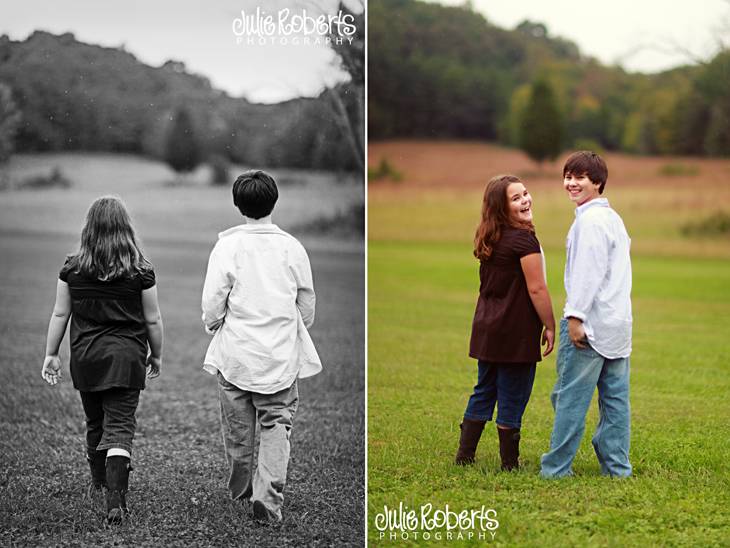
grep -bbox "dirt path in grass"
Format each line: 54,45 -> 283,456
0,229 -> 364,547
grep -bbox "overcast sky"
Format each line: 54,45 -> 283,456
0,0 -> 363,103
432,0 -> 730,73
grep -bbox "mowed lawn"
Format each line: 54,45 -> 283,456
368,142 -> 730,546
0,154 -> 365,547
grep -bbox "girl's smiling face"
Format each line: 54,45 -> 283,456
506,182 -> 533,224
564,171 -> 601,205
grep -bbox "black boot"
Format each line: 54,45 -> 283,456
106,456 -> 131,524
87,450 -> 107,486
454,419 -> 487,465
497,427 -> 520,471
86,449 -> 107,501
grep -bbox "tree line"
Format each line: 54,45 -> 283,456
0,28 -> 363,172
369,0 -> 730,159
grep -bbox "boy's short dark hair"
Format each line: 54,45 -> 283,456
563,151 -> 608,194
232,170 -> 278,219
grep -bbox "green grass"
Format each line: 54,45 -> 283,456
368,182 -> 730,259
368,239 -> 730,545
0,153 -> 364,546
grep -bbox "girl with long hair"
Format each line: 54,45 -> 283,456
455,175 -> 555,470
41,196 -> 163,523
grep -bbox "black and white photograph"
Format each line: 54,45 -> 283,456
0,1 -> 364,545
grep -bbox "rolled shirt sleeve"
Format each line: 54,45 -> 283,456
563,220 -> 609,322
201,241 -> 234,330
291,245 -> 316,328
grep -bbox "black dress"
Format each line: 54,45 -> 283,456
469,226 -> 543,363
59,261 -> 156,391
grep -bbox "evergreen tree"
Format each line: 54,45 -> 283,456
519,79 -> 563,165
164,107 -> 200,172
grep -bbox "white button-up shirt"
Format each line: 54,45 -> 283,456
201,223 -> 321,393
563,198 -> 632,359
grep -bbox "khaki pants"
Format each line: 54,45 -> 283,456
217,372 -> 299,520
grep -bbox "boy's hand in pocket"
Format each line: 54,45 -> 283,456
205,318 -> 223,334
568,317 -> 588,349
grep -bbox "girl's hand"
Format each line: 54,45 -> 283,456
542,327 -> 555,357
41,355 -> 62,385
146,355 -> 161,379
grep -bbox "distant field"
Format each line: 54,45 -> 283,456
369,141 -> 730,258
368,141 -> 730,546
2,152 -> 364,245
0,153 -> 365,547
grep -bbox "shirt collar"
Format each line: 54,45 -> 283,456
575,197 -> 609,217
218,223 -> 283,239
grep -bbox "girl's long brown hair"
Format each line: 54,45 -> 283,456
67,196 -> 150,280
473,175 -> 534,261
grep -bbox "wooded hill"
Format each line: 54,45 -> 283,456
369,0 -> 730,157
0,30 -> 360,170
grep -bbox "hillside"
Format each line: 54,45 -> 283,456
368,0 -> 730,157
0,31 -> 361,170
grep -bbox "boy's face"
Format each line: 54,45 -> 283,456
564,171 -> 601,206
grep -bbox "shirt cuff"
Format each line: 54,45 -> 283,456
202,312 -> 220,334
563,307 -> 587,322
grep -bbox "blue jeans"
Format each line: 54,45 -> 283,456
79,388 -> 140,454
463,361 -> 536,429
540,319 -> 632,478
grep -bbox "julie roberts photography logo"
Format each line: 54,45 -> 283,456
232,7 -> 357,46
374,503 -> 499,542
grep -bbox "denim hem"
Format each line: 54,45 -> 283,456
602,471 -> 633,479
96,441 -> 133,454
539,469 -> 574,479
463,413 -> 492,422
495,420 -> 521,429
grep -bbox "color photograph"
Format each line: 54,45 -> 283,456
368,0 -> 730,545
0,1 -> 364,545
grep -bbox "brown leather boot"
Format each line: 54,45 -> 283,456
497,426 -> 520,471
454,419 -> 486,465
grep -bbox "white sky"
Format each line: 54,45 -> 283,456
432,0 -> 730,72
0,0 -> 363,103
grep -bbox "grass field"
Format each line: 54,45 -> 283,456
368,141 -> 730,546
0,153 -> 365,546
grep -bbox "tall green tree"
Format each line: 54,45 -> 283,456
519,78 -> 563,165
164,107 -> 200,173
697,51 -> 730,156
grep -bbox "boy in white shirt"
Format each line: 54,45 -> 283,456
201,170 -> 321,521
540,151 -> 633,478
